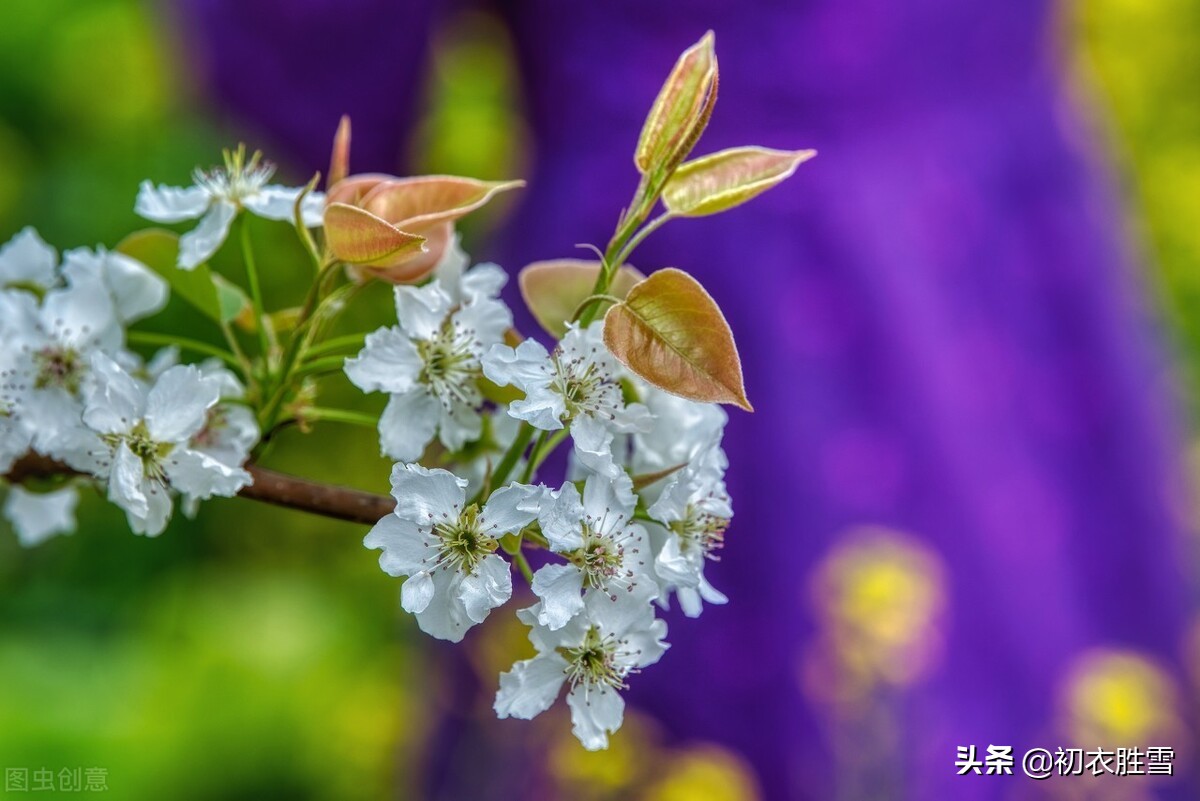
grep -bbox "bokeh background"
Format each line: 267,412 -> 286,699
1,1 -> 1199,799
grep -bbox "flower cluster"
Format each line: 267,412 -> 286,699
2,31 -> 805,751
359,244 -> 734,748
0,224 -> 258,541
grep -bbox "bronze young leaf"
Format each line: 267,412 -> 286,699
519,259 -> 645,337
663,146 -> 816,217
603,268 -> 751,411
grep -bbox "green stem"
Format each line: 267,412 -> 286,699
527,428 -> 570,479
472,422 -> 535,504
511,549 -> 534,584
577,178 -> 661,327
523,528 -> 550,549
519,431 -> 551,484
239,217 -> 273,360
303,407 -> 378,429
303,333 -> 367,360
570,293 -> 624,323
218,320 -> 254,381
126,330 -> 240,368
294,355 -> 350,379
613,211 -> 673,269
257,262 -> 341,433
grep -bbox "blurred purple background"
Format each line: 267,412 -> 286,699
173,0 -> 1198,798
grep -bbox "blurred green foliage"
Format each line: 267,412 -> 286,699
1073,0 -> 1200,414
0,2 -> 421,798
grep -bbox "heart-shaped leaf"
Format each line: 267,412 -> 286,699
635,32 -> 718,176
323,202 -> 427,267
664,146 -> 816,216
519,259 -> 645,337
360,176 -> 524,229
603,268 -> 751,410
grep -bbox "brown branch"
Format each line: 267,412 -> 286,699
5,453 -> 394,527
241,464 -> 394,525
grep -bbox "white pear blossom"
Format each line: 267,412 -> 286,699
531,471 -> 651,630
78,354 -> 251,536
0,227 -> 59,295
365,464 -> 541,642
482,322 -> 651,477
646,446 -> 731,618
4,485 -> 79,547
495,584 -> 667,750
180,361 -> 259,518
345,261 -> 511,462
0,349 -> 32,473
630,384 -> 728,476
3,273 -> 123,457
135,147 -> 325,270
61,247 -> 168,324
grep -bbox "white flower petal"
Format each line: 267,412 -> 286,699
129,478 -> 173,536
400,570 -> 436,614
530,563 -> 585,630
479,482 -> 542,535
394,284 -> 452,341
164,448 -> 250,499
481,340 -> 552,393
145,366 -> 220,443
539,482 -> 585,552
389,463 -> 467,522
413,571 -> 472,642
364,512 -> 430,577
452,296 -> 511,350
584,583 -> 659,639
90,249 -> 168,323
0,227 -> 58,291
567,683 -> 625,751
458,554 -> 512,623
84,353 -> 145,434
378,391 -> 440,463
0,416 -> 32,474
437,399 -> 483,453
457,262 -> 508,303
654,532 -> 701,588
581,471 -> 636,528
135,181 -> 212,222
494,653 -> 568,720
622,618 -> 670,667
42,274 -> 120,351
508,386 -> 567,431
5,485 -> 78,547
178,201 -> 236,270
107,442 -> 149,518
343,326 -> 422,394
242,185 -> 325,224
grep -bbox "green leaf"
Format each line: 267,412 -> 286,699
635,31 -> 718,176
116,229 -> 222,321
213,274 -> 253,326
518,259 -> 645,338
603,268 -> 751,411
663,147 -> 816,216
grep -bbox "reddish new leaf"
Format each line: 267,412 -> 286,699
603,268 -> 751,411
